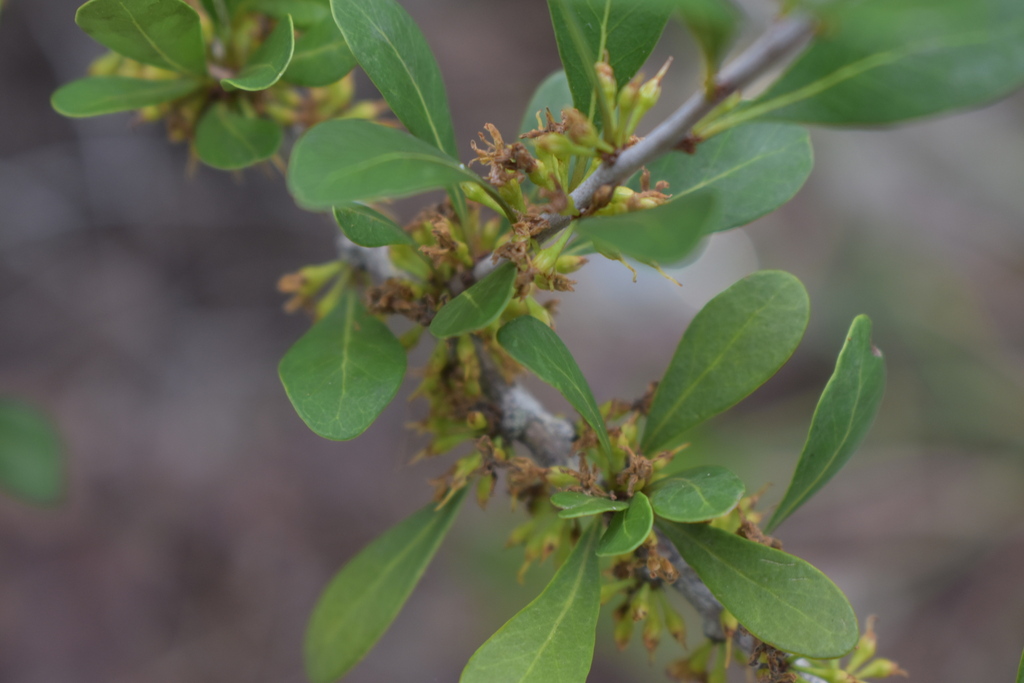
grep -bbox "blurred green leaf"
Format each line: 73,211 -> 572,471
1017,647 -> 1023,683
497,315 -> 612,457
305,489 -> 467,683
332,0 -> 458,157
198,0 -> 240,28
288,119 -> 481,209
575,189 -> 719,266
519,70 -> 574,137
649,466 -> 744,522
673,0 -> 741,71
659,520 -> 859,658
746,0 -> 1024,126
76,0 -> 208,77
0,400 -> 64,506
222,14 -> 294,91
279,289 -> 406,440
460,521 -> 601,683
334,205 -> 413,248
247,0 -> 329,26
551,491 -> 628,518
642,270 -> 810,454
51,76 -> 201,117
283,18 -> 356,87
597,492 -> 652,556
195,103 -> 282,170
637,123 -> 813,232
547,0 -> 670,121
767,315 -> 886,532
429,263 -> 516,339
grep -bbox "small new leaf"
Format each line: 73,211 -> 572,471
641,270 -> 810,455
75,0 -> 208,77
429,263 -> 516,339
649,466 -> 744,523
334,205 -> 414,248
658,521 -> 859,658
551,491 -> 628,518
221,14 -> 295,91
766,315 -> 886,532
51,76 -> 202,118
279,290 -> 407,441
287,119 -> 481,209
460,521 -> 602,683
597,491 -> 653,556
305,489 -> 467,683
195,103 -> 282,170
497,315 -> 612,458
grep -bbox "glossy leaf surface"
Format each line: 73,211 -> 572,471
460,522 -> 601,683
283,18 -> 356,87
519,70 -> 574,136
222,14 -> 295,91
76,0 -> 207,77
649,466 -> 744,522
659,521 -> 859,658
429,263 -> 516,339
638,123 -> 812,232
306,489 -> 467,683
51,76 -> 202,117
248,0 -> 330,26
575,190 -> 719,266
551,491 -> 628,519
0,401 -> 63,506
334,205 -> 413,248
288,119 -> 479,209
332,0 -> 457,156
547,0 -> 670,120
195,103 -> 282,170
749,0 -> 1024,125
497,315 -> 611,456
597,492 -> 652,556
642,271 -> 809,454
767,315 -> 886,532
279,290 -> 406,440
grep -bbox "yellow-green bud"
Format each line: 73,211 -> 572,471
555,254 -> 587,274
475,473 -> 495,509
600,579 -> 635,605
661,596 -> 687,646
545,466 -> 579,489
87,51 -> 123,77
630,583 -> 651,622
853,659 -> 907,679
846,617 -> 878,672
613,603 -> 635,650
642,594 -> 663,655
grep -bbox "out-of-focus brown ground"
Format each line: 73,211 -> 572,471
2,1 -> 1023,681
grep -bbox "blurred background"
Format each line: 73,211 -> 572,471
2,0 -> 1024,681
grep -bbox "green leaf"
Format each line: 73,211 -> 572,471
766,315 -> 886,532
247,0 -> 330,26
551,491 -> 628,518
497,315 -> 612,457
279,289 -> 407,441
547,0 -> 671,120
332,0 -> 457,157
574,190 -> 719,267
460,521 -> 601,683
75,0 -> 208,77
288,119 -> 481,209
305,489 -> 467,683
649,466 -> 744,522
673,0 -> 741,71
641,270 -> 810,454
658,520 -> 859,658
222,15 -> 295,91
519,70 -> 574,136
195,103 -> 282,170
744,0 -> 1024,126
636,123 -> 813,232
0,400 -> 64,506
597,492 -> 652,556
334,205 -> 413,248
51,76 -> 202,118
429,263 -> 516,339
1017,646 -> 1024,683
283,17 -> 356,87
